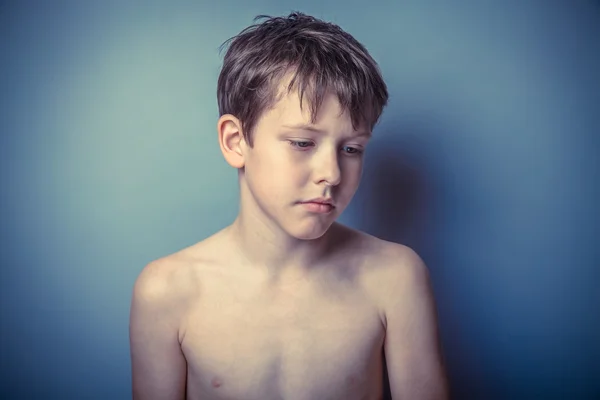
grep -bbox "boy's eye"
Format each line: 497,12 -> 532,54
343,146 -> 363,155
288,141 -> 363,155
288,140 -> 314,149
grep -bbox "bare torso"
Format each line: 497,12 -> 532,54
171,224 -> 391,400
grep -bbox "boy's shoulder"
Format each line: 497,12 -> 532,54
133,224 -> 425,305
310,224 -> 428,304
131,252 -> 198,311
336,223 -> 428,283
331,223 -> 423,266
132,227 -> 232,302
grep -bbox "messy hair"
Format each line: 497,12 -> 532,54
217,12 -> 388,146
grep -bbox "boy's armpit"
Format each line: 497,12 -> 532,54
129,260 -> 188,400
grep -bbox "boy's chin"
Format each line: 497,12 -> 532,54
285,220 -> 335,241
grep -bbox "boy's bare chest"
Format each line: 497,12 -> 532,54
180,271 -> 386,399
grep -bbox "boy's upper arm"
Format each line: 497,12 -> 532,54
129,260 -> 188,400
381,246 -> 449,400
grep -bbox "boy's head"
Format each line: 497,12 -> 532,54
217,12 -> 388,147
217,12 -> 388,240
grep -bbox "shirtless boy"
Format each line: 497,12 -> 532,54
130,12 -> 449,400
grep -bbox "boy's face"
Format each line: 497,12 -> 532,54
241,82 -> 371,240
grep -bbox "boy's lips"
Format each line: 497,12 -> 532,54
297,197 -> 336,214
299,197 -> 335,207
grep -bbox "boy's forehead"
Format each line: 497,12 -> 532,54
270,81 -> 349,127
257,73 -> 371,135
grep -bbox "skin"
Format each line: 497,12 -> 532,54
129,77 -> 449,399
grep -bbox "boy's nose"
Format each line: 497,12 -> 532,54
314,152 -> 341,186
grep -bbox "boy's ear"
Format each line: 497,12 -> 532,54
217,114 -> 246,168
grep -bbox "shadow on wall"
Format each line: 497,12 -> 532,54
350,115 -> 436,264
347,116 -> 493,399
372,125 -> 425,400
357,133 -> 427,251
357,119 -> 432,400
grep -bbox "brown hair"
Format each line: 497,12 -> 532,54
217,12 -> 389,146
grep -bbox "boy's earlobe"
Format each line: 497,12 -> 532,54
217,114 -> 245,169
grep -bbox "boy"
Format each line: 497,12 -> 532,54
130,12 -> 448,400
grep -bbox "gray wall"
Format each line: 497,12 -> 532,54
1,1 -> 598,399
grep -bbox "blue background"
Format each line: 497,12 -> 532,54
1,1 -> 598,399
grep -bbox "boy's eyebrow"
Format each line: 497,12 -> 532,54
282,123 -> 372,138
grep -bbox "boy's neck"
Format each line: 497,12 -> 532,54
225,211 -> 334,283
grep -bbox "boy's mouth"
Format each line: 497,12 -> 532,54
300,197 -> 335,207
298,197 -> 336,214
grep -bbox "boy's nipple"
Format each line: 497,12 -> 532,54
211,376 -> 223,388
